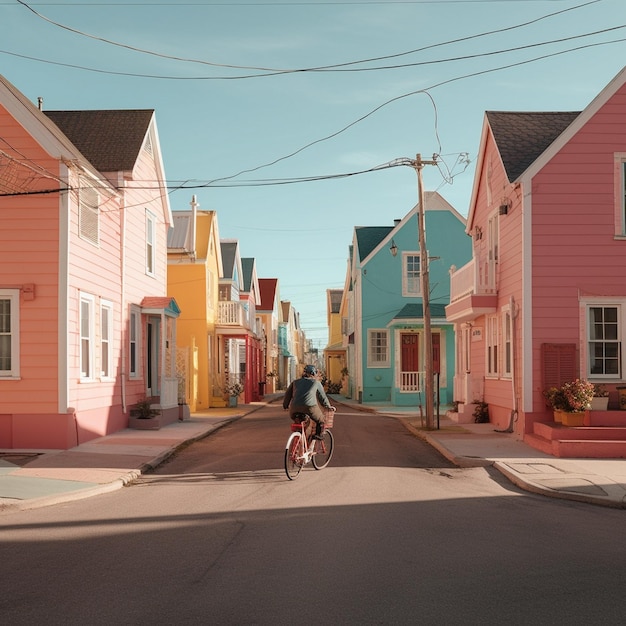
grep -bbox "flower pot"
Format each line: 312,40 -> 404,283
228,396 -> 238,408
558,410 -> 587,427
590,396 -> 609,411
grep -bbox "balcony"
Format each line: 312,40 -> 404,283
445,258 -> 498,323
218,301 -> 249,328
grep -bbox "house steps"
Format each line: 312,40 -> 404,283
525,410 -> 626,458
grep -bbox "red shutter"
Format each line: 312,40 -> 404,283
541,343 -> 578,390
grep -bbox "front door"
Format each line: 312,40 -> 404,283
146,317 -> 161,397
400,333 -> 419,391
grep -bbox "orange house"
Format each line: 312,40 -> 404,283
0,74 -> 178,449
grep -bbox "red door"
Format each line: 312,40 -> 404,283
401,334 -> 419,371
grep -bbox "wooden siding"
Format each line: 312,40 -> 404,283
531,86 -> 626,415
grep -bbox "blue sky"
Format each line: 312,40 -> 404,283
2,0 -> 625,350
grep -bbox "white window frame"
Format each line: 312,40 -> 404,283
100,300 -> 113,379
367,329 -> 389,368
485,314 -> 499,378
80,293 -> 95,380
129,305 -> 141,379
402,252 -> 421,297
585,302 -> 622,379
146,210 -> 156,276
0,289 -> 20,378
502,308 -> 512,378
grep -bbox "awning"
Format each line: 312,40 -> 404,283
141,296 -> 181,317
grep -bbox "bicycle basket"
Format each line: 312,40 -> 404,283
324,407 -> 335,428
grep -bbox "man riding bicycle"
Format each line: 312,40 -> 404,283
283,365 -> 335,440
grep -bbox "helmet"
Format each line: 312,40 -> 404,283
303,365 -> 317,377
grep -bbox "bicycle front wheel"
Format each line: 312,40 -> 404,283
285,432 -> 304,480
312,430 -> 334,470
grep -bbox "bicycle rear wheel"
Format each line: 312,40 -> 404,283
285,432 -> 304,480
312,430 -> 334,470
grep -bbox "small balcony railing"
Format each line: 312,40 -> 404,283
449,258 -> 497,303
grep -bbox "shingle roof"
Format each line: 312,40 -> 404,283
44,109 -> 154,172
393,303 -> 447,320
486,111 -> 580,181
355,226 -> 393,262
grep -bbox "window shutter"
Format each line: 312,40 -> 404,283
542,343 -> 577,390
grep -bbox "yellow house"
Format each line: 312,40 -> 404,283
167,197 -> 224,410
324,288 -> 346,389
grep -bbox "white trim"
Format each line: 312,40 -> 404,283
129,304 -> 141,379
367,329 -> 389,368
79,292 -> 96,381
59,163 -> 70,412
100,299 -> 114,380
402,251 -> 421,297
0,289 -> 20,378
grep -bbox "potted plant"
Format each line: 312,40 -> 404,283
590,384 -> 610,411
473,400 -> 489,423
227,381 -> 244,407
544,379 -> 594,426
129,397 -> 161,430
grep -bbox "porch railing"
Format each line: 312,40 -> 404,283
400,371 -> 422,392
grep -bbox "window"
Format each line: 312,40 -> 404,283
368,329 -> 389,367
129,306 -> 141,378
0,289 -> 19,378
146,211 -> 156,276
503,310 -> 512,377
402,253 -> 421,296
101,301 -> 113,378
486,314 -> 499,377
79,183 -> 99,245
80,293 -> 95,379
588,305 -> 620,377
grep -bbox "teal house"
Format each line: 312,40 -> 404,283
343,192 -> 471,407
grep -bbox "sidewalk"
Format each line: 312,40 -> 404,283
1,394 -> 625,512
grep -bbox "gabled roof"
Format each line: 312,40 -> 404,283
328,289 -> 342,314
168,213 -> 192,251
258,278 -> 278,312
486,111 -> 580,182
220,241 -> 238,280
44,110 -> 154,173
241,258 -> 255,292
355,226 -> 393,262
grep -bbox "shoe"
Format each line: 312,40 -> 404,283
313,434 -> 323,441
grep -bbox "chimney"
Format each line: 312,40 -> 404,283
37,97 -> 43,111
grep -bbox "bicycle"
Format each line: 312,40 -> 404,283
284,409 -> 335,480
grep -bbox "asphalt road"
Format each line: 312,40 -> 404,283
1,402 -> 625,625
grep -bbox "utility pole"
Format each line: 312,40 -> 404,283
413,154 -> 437,429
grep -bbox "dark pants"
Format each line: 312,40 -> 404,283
290,404 -> 325,437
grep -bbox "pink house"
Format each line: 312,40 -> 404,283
446,66 -> 626,458
0,74 -> 179,449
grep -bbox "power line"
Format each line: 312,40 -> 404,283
11,0 -> 605,78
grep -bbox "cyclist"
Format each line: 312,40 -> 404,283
283,365 -> 335,440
